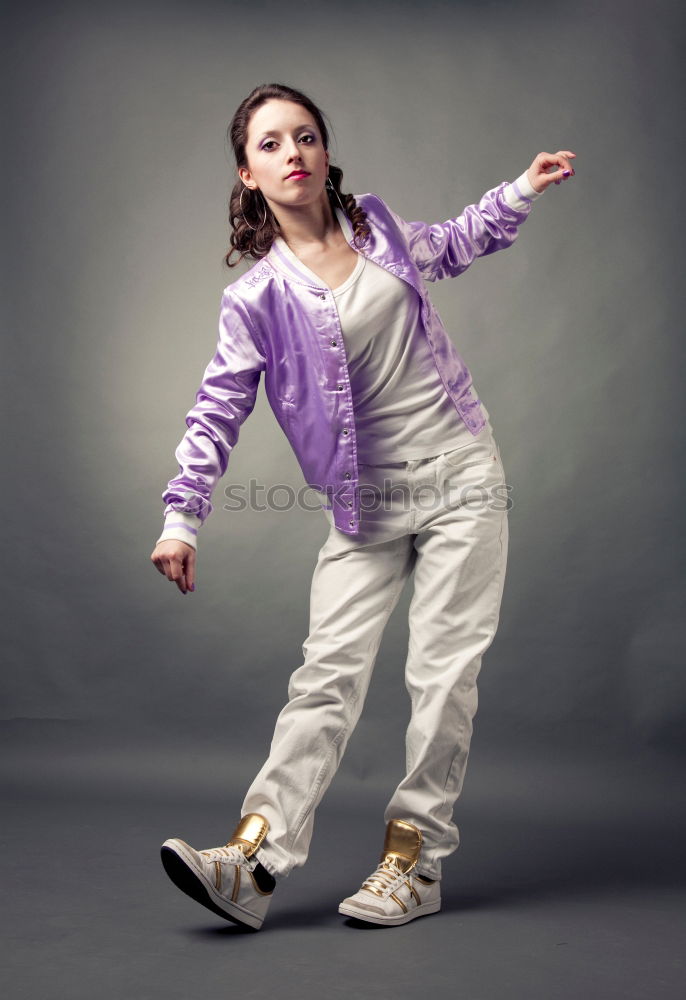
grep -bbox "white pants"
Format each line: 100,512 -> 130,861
242,422 -> 509,880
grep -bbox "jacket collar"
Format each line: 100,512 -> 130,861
264,194 -> 426,305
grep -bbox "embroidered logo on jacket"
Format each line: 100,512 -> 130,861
242,265 -> 273,289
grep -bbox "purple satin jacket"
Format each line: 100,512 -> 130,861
161,175 -> 539,537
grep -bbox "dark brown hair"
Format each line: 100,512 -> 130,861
224,83 -> 370,268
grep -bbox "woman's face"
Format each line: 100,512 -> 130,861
238,99 -> 329,216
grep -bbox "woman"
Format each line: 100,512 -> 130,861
151,82 -> 576,931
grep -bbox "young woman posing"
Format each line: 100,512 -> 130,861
151,82 -> 576,931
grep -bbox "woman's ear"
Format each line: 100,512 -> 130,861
238,166 -> 254,188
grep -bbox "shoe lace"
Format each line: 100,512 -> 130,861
200,845 -> 252,866
362,860 -> 407,896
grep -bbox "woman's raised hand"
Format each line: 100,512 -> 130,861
526,150 -> 577,193
151,539 -> 196,595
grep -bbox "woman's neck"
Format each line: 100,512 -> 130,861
272,194 -> 341,253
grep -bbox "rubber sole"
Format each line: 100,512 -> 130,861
338,898 -> 442,926
160,844 -> 263,930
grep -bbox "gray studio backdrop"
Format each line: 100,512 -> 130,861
3,0 -> 685,768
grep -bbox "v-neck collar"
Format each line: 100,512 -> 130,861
270,206 -> 358,290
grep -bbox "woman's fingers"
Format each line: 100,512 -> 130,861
532,150 -> 577,188
184,550 -> 196,593
150,541 -> 196,594
168,553 -> 190,594
553,150 -> 576,182
546,152 -> 575,173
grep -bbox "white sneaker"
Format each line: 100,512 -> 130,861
339,818 -> 441,926
161,813 -> 275,930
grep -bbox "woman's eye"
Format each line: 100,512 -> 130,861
261,134 -> 315,151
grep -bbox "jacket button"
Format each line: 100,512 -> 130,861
349,520 -> 354,527
330,340 -> 337,346
342,428 -> 349,435
319,293 -> 326,299
344,472 -> 351,479
337,384 -> 344,391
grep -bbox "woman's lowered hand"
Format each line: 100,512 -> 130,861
151,539 -> 196,595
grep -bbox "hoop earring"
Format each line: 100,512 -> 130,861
240,185 -> 268,232
326,175 -> 347,214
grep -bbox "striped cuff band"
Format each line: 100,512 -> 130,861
155,510 -> 202,550
502,170 -> 545,211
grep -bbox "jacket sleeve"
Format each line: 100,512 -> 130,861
156,289 -> 266,549
386,170 -> 545,282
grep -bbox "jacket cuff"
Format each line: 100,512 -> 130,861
155,510 -> 201,550
502,170 -> 546,211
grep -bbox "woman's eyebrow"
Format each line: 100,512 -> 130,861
256,124 -> 315,140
